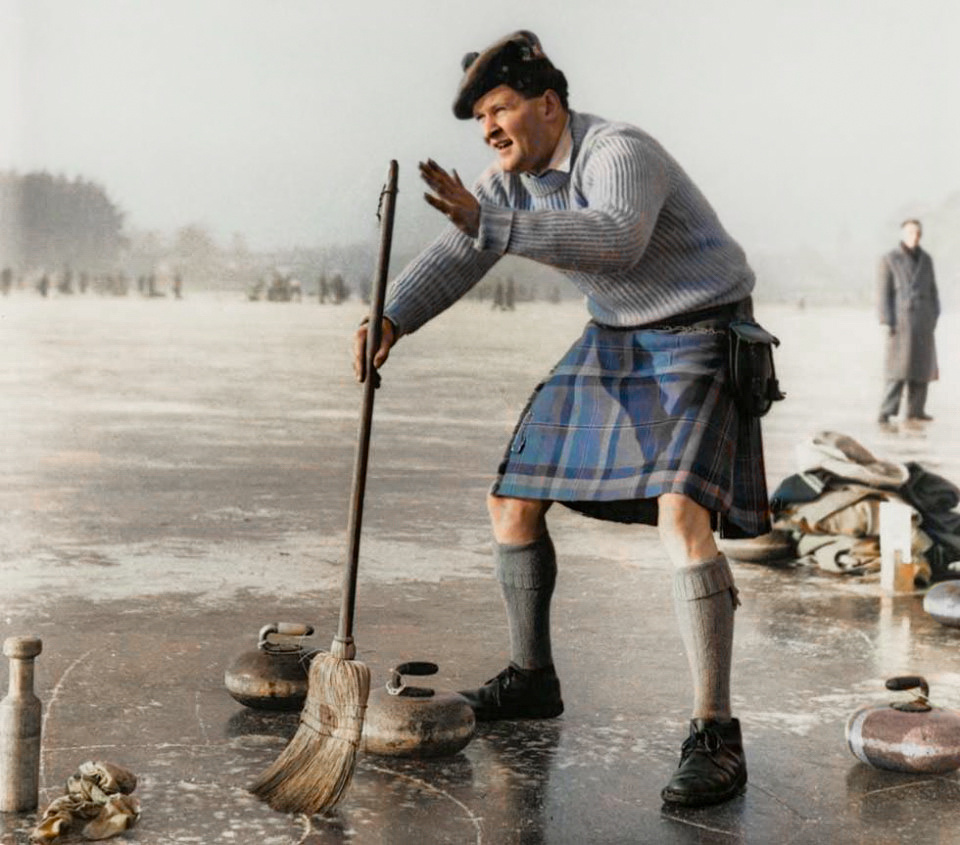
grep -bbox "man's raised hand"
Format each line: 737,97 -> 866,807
420,159 -> 480,239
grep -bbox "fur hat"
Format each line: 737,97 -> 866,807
452,30 -> 567,120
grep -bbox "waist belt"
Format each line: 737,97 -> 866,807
600,298 -> 751,331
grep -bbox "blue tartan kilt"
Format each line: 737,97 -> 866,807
491,320 -> 771,538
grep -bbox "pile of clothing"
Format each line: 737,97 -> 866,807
31,760 -> 140,843
742,431 -> 960,584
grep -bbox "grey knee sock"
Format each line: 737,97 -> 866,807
495,534 -> 557,671
672,554 -> 739,722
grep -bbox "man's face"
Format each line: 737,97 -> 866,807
472,84 -> 556,174
901,222 -> 922,249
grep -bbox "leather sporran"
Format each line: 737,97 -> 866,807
727,320 -> 785,417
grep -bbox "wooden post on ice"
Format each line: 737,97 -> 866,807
0,636 -> 43,812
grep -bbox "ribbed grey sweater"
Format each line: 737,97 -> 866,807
384,111 -> 755,335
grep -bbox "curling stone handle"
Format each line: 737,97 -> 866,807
394,662 -> 438,677
885,676 -> 930,699
387,662 -> 439,698
257,623 -> 315,649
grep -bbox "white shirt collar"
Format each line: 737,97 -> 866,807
541,117 -> 572,175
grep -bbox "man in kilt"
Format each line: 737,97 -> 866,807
354,30 -> 770,807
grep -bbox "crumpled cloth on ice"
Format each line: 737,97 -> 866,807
30,761 -> 140,843
794,431 -> 910,489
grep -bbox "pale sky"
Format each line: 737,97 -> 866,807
2,0 -> 959,261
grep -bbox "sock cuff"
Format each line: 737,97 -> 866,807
495,533 -> 557,589
673,554 -> 735,601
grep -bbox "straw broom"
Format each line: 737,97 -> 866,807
251,161 -> 399,815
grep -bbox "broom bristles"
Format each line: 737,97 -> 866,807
251,652 -> 371,814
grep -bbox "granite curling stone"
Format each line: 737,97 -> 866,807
717,529 -> 795,564
923,581 -> 960,628
361,662 -> 476,758
225,623 -> 316,711
846,676 -> 960,774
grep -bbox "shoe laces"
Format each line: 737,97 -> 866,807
482,664 -> 525,704
487,664 -> 520,687
681,726 -> 723,759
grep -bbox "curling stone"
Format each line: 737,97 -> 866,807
846,676 -> 960,774
225,623 -> 316,711
361,662 -> 476,758
718,529 -> 796,564
923,581 -> 960,628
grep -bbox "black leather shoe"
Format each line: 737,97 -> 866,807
910,413 -> 934,422
661,718 -> 747,807
458,663 -> 563,721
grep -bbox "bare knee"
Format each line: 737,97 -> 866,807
487,494 -> 551,545
658,493 -> 718,567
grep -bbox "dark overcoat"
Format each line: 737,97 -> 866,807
878,246 -> 939,382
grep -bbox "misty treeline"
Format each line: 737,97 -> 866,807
126,225 -> 572,303
0,170 -> 125,273
0,166 -> 572,301
125,230 -> 379,297
8,167 -> 954,306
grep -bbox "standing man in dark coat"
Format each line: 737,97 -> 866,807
878,219 -> 940,425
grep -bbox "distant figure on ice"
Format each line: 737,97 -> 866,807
504,276 -> 515,310
492,280 -> 505,310
173,274 -> 183,299
318,274 -> 329,304
330,273 -> 346,304
1,267 -> 12,296
58,267 -> 74,295
877,218 -> 940,426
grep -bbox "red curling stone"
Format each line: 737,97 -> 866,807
846,676 -> 960,774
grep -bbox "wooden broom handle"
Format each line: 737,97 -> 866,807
333,160 -> 398,659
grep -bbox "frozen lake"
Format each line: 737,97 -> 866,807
2,290 -> 960,844
1,291 -> 958,609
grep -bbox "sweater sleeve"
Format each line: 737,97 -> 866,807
475,131 -> 670,274
383,224 -> 500,337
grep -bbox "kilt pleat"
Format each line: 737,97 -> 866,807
491,321 -> 771,538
